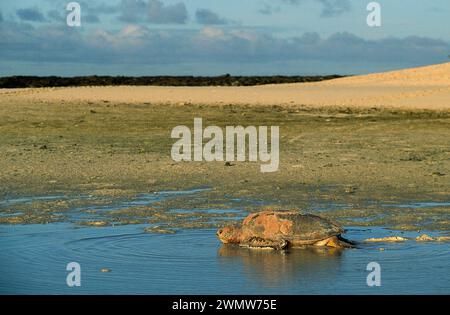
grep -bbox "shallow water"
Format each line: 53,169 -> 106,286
1,223 -> 449,294
0,191 -> 449,294
385,201 -> 450,208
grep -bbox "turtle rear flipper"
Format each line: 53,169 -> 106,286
315,235 -> 356,248
240,237 -> 288,250
337,235 -> 356,248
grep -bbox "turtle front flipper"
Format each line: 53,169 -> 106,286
240,237 -> 288,250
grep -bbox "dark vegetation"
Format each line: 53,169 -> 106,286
0,74 -> 344,88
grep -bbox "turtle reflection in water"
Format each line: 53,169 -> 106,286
218,244 -> 344,285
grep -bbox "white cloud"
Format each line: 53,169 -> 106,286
199,27 -> 226,39
1,21 -> 449,75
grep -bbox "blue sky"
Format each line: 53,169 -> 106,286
1,0 -> 449,76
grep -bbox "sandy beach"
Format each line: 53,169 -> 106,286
2,62 -> 449,111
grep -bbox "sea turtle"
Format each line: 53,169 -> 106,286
217,210 -> 354,250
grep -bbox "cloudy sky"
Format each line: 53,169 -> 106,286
0,0 -> 449,76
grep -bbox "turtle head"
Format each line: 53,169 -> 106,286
217,226 -> 241,244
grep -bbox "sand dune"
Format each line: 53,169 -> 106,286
320,62 -> 450,86
1,62 -> 449,110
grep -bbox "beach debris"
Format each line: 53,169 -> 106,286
81,220 -> 108,227
365,234 -> 450,243
0,216 -> 24,224
144,226 -> 176,234
416,234 -> 434,242
364,236 -> 408,243
344,185 -> 357,194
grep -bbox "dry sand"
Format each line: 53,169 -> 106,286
1,62 -> 449,111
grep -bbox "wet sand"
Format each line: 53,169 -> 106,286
0,63 -> 450,231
